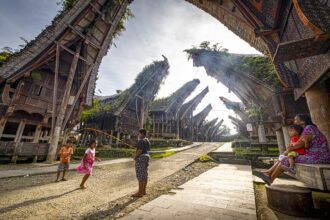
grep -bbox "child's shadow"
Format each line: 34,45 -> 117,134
84,197 -> 139,219
0,188 -> 80,214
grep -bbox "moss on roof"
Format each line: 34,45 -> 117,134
150,79 -> 200,112
185,47 -> 282,91
82,57 -> 169,121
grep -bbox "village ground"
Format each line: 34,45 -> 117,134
0,142 -> 221,219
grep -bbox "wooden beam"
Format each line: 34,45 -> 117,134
48,42 -> 82,162
140,99 -> 145,129
231,0 -> 259,28
89,2 -> 111,24
59,43 -> 93,65
152,115 -> 155,136
52,43 -> 60,134
0,117 -> 8,139
33,123 -> 43,143
255,28 -> 280,38
67,24 -> 101,50
1,83 -> 11,105
7,0 -> 101,83
14,119 -> 26,143
161,114 -> 164,136
273,0 -> 283,28
61,64 -> 95,130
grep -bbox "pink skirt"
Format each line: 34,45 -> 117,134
77,158 -> 94,175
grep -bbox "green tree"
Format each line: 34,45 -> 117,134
219,125 -> 231,135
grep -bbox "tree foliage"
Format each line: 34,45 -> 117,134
245,102 -> 268,121
219,125 -> 231,135
185,42 -> 282,91
237,56 -> 282,90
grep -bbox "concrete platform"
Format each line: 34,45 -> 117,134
122,164 -> 257,220
210,142 -> 250,165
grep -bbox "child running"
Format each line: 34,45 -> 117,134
55,140 -> 73,182
77,139 -> 101,189
132,129 -> 150,197
282,125 -> 304,174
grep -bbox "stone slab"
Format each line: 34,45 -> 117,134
122,164 -> 257,220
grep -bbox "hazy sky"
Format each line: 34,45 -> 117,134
0,0 -> 261,133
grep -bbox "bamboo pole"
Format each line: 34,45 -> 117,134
47,42 -> 82,162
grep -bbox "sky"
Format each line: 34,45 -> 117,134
0,0 -> 261,134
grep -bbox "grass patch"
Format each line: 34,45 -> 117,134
198,155 -> 212,162
150,146 -> 175,151
74,147 -> 135,159
151,152 -> 175,159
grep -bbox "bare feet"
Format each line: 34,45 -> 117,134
80,185 -> 87,189
132,193 -> 143,197
261,171 -> 270,176
55,180 -> 59,183
62,178 -> 67,181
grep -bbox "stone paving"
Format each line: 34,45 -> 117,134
150,142 -> 201,153
122,163 -> 257,220
213,142 -> 233,153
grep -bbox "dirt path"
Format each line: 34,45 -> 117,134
0,142 -> 221,219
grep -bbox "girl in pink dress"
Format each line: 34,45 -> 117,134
77,140 -> 101,189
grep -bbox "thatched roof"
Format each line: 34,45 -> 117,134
185,48 -> 278,108
200,117 -> 218,134
210,119 -> 224,138
219,96 -> 250,122
184,0 -> 267,54
179,86 -> 209,120
150,79 -> 200,113
193,104 -> 212,127
228,115 -> 245,127
0,0 -> 133,105
83,56 -> 169,120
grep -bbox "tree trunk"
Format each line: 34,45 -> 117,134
305,82 -> 330,148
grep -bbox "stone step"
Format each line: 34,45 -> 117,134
215,154 -> 245,159
209,151 -> 235,157
217,158 -> 250,165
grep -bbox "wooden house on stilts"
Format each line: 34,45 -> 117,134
0,0 -> 133,162
208,119 -> 224,142
81,56 -> 170,146
149,79 -> 200,139
178,87 -> 209,140
198,118 -> 218,142
192,104 -> 212,141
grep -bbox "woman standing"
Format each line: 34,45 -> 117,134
132,129 -> 150,197
254,114 -> 330,185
